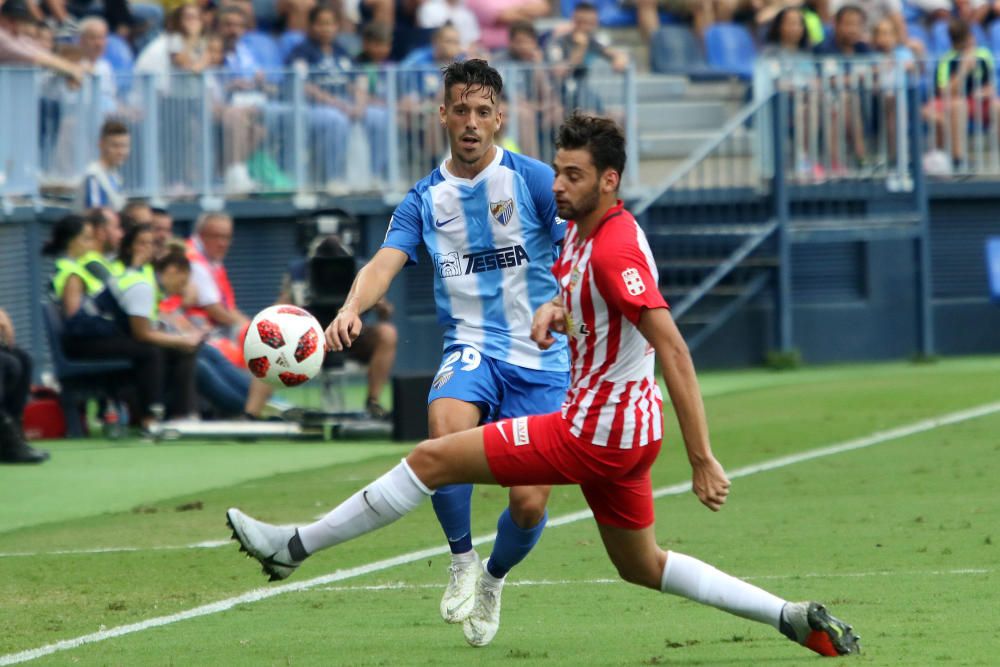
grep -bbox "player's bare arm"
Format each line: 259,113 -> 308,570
530,297 -> 567,350
638,306 -> 730,512
326,247 -> 408,351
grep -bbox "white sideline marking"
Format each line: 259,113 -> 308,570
2,400 -> 998,666
0,540 -> 230,559
315,568 -> 993,593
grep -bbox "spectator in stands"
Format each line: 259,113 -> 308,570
924,18 -> 999,169
547,2 -> 629,74
135,3 -> 211,92
182,212 -> 250,332
498,21 -> 562,159
286,3 -> 355,186
763,6 -> 824,178
81,207 -> 125,282
464,0 -> 549,52
280,233 -> 397,418
151,207 -> 175,259
94,232 -> 201,427
43,214 -> 107,324
78,119 -> 130,212
872,16 -> 914,162
814,4 -> 872,55
0,0 -> 85,83
814,6 -> 871,171
0,307 -> 49,464
78,16 -> 118,115
826,0 -> 921,55
418,0 -> 481,52
122,199 -> 154,228
355,19 -> 393,65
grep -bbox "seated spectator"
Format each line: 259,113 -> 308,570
815,5 -> 872,171
547,2 -> 627,114
547,2 -> 629,74
80,207 -> 125,282
151,207 -> 175,259
464,0 -> 548,53
418,0 -> 481,52
285,4 -> 356,186
762,6 -> 822,177
92,231 -> 200,426
923,18 -> 999,169
497,21 -> 562,159
355,19 -> 393,66
0,0 -> 85,83
0,307 -> 49,464
280,232 -> 397,418
814,4 -> 872,55
872,16 -> 915,161
77,119 -> 130,212
135,3 -> 211,92
43,214 -> 107,325
826,0 -> 919,54
176,212 -> 250,333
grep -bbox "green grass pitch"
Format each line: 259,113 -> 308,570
1,357 -> 998,665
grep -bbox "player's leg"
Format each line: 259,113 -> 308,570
463,364 -> 567,645
426,346 -> 502,623
226,425 -> 497,581
589,478 -> 860,657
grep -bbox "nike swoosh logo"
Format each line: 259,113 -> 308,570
435,215 -> 460,228
495,421 -> 508,443
363,489 -> 381,515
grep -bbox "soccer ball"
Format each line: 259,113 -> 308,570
244,305 -> 326,387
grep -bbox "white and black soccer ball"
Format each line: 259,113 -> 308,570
244,305 -> 325,388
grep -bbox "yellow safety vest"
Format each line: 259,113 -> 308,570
51,257 -> 105,299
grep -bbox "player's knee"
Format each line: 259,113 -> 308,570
508,491 -> 549,528
377,322 -> 398,348
407,438 -> 448,488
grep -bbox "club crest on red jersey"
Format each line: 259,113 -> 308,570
621,267 -> 646,296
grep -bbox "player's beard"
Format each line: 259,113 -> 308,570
557,187 -> 600,221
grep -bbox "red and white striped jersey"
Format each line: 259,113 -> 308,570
554,201 -> 668,448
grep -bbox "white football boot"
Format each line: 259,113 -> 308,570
440,550 -> 480,623
226,508 -> 302,581
462,563 -> 504,647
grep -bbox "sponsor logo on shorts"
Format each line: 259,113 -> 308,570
432,370 -> 454,389
513,417 -> 530,446
621,267 -> 646,296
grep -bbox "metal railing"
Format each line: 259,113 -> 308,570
0,63 -> 639,205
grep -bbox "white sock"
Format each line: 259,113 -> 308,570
660,551 -> 785,630
451,549 -> 477,563
298,460 -> 433,554
481,559 -> 504,587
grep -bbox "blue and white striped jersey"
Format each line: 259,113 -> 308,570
382,147 -> 568,372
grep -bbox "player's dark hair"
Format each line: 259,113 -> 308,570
42,214 -> 89,256
574,1 -> 598,13
100,118 -> 129,139
154,246 -> 191,273
118,223 -> 152,267
556,112 -> 627,182
441,59 -> 503,106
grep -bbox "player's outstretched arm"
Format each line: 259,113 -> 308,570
326,248 -> 408,351
639,307 -> 730,511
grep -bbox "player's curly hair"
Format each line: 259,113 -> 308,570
556,112 -> 627,182
441,59 -> 503,106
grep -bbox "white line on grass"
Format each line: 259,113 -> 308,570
0,540 -> 231,559
2,400 -> 998,666
314,568 -> 993,593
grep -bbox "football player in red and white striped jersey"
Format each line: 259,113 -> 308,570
226,113 -> 860,657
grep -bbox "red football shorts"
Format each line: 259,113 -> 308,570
483,411 -> 662,530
